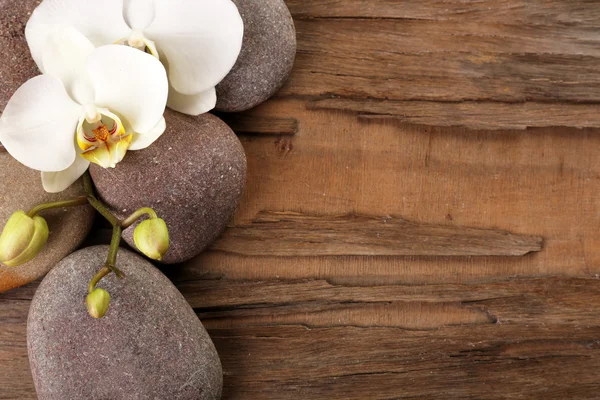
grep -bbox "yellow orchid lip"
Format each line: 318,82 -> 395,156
77,108 -> 133,168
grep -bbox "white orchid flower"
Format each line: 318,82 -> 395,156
26,0 -> 244,116
0,26 -> 168,193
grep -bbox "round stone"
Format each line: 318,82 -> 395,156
0,0 -> 40,112
28,246 -> 222,400
0,152 -> 95,292
90,109 -> 247,264
215,0 -> 296,112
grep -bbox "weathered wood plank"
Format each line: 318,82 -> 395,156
214,324 -> 600,400
278,1 -> 600,129
202,277 -> 600,399
179,277 -> 599,321
182,277 -> 599,329
287,19 -> 600,100
0,300 -> 34,400
2,277 -> 600,399
211,211 -> 543,257
312,98 -> 600,130
180,99 -> 600,286
286,0 -> 598,24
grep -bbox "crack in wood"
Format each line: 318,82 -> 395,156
174,277 -> 600,331
214,113 -> 298,136
449,340 -> 599,360
210,211 -> 543,257
312,97 -> 600,130
196,300 -> 497,330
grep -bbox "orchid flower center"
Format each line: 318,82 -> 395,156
77,108 -> 133,168
127,30 -> 146,50
117,31 -> 159,60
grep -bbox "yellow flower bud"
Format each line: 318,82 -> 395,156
133,218 -> 170,261
0,211 -> 49,267
86,288 -> 111,319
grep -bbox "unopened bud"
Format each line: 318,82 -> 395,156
133,218 -> 169,261
0,211 -> 49,267
86,288 -> 111,319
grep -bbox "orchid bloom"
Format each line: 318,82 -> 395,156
0,26 -> 168,193
26,0 -> 244,116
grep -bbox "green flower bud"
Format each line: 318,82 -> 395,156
86,288 -> 111,319
133,218 -> 169,261
0,211 -> 49,267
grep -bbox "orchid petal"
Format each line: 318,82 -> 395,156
129,117 -> 166,151
146,0 -> 244,95
41,154 -> 90,193
41,25 -> 95,96
0,75 -> 81,172
69,74 -> 97,107
167,86 -> 216,116
25,0 -> 131,72
86,45 -> 168,134
124,0 -> 156,31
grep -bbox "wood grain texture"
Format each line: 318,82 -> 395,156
281,0 -> 600,129
213,324 -> 600,400
2,0 -> 600,399
199,277 -> 600,399
211,211 -> 543,256
2,277 -> 599,399
180,99 -> 599,287
313,99 -> 600,130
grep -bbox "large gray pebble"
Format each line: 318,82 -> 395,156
90,109 -> 246,264
0,152 -> 94,292
216,0 -> 296,112
28,245 -> 222,399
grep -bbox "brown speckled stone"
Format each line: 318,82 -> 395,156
28,246 -> 222,400
90,109 -> 247,264
0,0 -> 40,112
0,152 -> 94,292
215,0 -> 296,112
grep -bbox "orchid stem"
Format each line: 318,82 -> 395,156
81,171 -> 124,279
82,170 -> 95,197
106,224 -> 125,279
88,266 -> 111,294
121,207 -> 158,228
87,196 -> 120,227
27,197 -> 89,218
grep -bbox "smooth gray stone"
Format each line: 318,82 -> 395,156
216,0 -> 296,112
0,152 -> 94,292
28,245 -> 222,400
90,110 -> 247,264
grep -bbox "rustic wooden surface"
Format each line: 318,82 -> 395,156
211,211 -> 543,257
2,0 -> 600,399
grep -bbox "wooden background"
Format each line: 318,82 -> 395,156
2,0 -> 600,398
